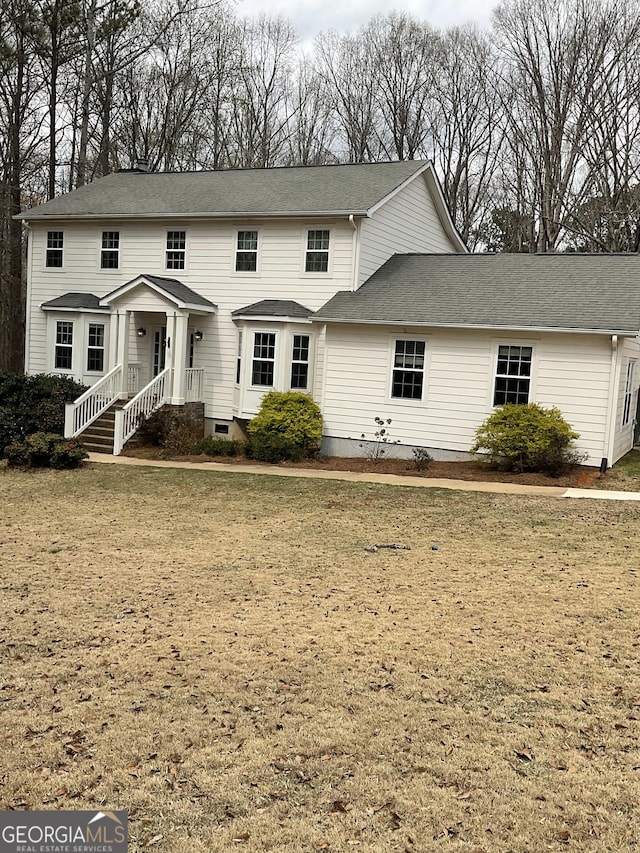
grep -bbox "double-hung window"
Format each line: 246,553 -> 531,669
305,229 -> 329,272
166,230 -> 186,270
623,360 -> 636,426
252,332 -> 275,386
87,323 -> 105,372
290,335 -> 310,389
101,231 -> 120,269
46,231 -> 64,268
236,231 -> 258,272
493,345 -> 532,405
55,321 -> 73,370
392,339 -> 425,400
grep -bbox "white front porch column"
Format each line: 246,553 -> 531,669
108,310 -> 119,372
169,311 -> 189,404
115,310 -> 130,398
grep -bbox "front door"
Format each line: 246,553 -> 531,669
152,326 -> 167,377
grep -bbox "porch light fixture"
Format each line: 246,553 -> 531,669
194,330 -> 204,342
136,327 -> 146,337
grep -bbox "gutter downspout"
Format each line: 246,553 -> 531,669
24,222 -> 33,374
348,214 -> 360,292
603,334 -> 619,469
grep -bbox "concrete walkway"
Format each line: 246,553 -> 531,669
87,452 -> 640,501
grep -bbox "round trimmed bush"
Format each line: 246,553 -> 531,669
247,391 -> 323,463
471,403 -> 584,476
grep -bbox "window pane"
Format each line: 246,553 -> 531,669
252,361 -> 274,386
494,346 -> 532,406
46,232 -> 64,268
392,370 -> 423,400
237,231 -> 257,250
55,321 -> 73,370
292,335 -> 309,362
88,324 -> 104,347
307,230 -> 329,250
305,230 -> 329,272
87,349 -> 104,372
102,231 -> 119,249
167,231 -> 185,250
391,340 -> 425,399
291,363 -> 308,389
253,333 -> 275,359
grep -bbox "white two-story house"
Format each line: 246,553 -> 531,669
18,160 -> 640,468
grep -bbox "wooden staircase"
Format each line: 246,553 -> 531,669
79,400 -> 127,454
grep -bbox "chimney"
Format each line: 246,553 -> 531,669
134,157 -> 150,172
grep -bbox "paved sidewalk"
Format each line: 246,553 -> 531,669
87,453 -> 640,501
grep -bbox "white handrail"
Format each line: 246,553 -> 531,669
185,368 -> 204,402
113,367 -> 172,455
64,365 -> 123,438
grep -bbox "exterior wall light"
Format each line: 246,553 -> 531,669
136,327 -> 146,337
194,330 -> 204,342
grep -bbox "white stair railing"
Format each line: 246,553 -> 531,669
113,366 -> 172,455
64,365 -> 123,438
185,368 -> 204,402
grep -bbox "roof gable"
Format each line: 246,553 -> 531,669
314,253 -> 640,335
100,275 -> 216,312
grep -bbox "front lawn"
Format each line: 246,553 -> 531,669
1,464 -> 638,851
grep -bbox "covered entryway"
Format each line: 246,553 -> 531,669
64,274 -> 216,453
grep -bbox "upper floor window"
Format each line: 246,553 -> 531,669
55,320 -> 73,369
391,339 -> 425,400
166,230 -> 186,270
252,332 -> 275,386
291,335 -> 310,389
46,231 -> 64,268
493,345 -> 532,406
305,229 -> 329,273
236,230 -> 258,272
101,231 -> 120,269
87,323 -> 105,372
623,360 -> 636,426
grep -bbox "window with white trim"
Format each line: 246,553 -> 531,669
236,230 -> 258,271
391,339 -> 425,400
493,345 -> 532,405
86,323 -> 105,372
623,360 -> 635,426
252,332 -> 275,386
46,231 -> 64,267
101,231 -> 120,269
236,330 -> 243,384
166,230 -> 186,270
55,321 -> 73,369
305,229 -> 329,272
290,335 -> 310,389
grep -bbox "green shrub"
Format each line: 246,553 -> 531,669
471,403 -> 584,476
247,391 -> 323,463
0,372 -> 87,457
6,432 -> 88,469
192,436 -> 245,457
412,447 -> 433,471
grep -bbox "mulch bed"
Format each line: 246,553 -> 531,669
122,446 -> 602,489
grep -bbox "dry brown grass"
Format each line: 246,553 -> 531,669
1,463 -> 639,852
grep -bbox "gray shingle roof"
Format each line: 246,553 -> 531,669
18,161 -> 431,220
102,275 -> 216,310
41,292 -> 107,311
313,253 -> 640,334
232,299 -> 311,319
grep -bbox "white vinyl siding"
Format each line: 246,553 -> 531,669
322,325 -> 613,465
358,176 -> 460,285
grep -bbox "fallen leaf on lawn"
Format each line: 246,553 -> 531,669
330,800 -> 352,813
514,749 -> 533,762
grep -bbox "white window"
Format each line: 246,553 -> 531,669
236,231 -> 258,272
290,335 -> 310,389
87,323 -> 105,372
305,229 -> 329,272
55,321 -> 73,369
623,360 -> 636,426
252,332 -> 275,386
46,231 -> 64,267
101,231 -> 119,269
166,230 -> 186,270
493,345 -> 532,406
236,330 -> 243,385
391,339 -> 425,400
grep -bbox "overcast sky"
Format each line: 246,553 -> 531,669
235,0 -> 497,47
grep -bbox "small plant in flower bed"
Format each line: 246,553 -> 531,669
412,447 -> 433,471
6,432 -> 88,469
192,436 -> 246,457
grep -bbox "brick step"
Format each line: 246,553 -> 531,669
82,438 -> 114,453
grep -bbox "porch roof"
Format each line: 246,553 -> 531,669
100,274 -> 217,312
